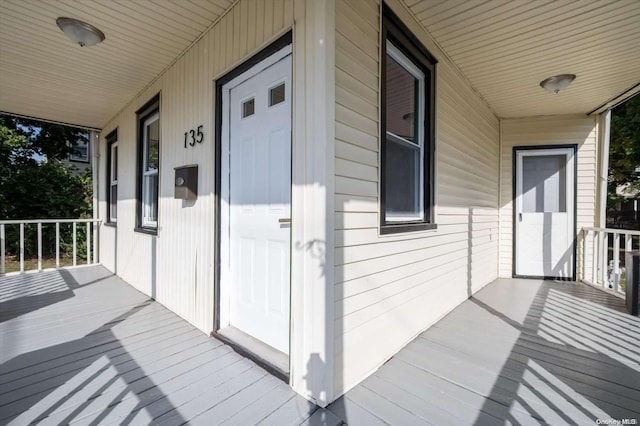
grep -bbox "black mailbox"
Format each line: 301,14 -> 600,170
625,251 -> 640,316
174,165 -> 198,201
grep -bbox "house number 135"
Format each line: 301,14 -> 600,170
184,125 -> 204,148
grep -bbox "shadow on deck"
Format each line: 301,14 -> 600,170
0,266 -> 321,425
327,278 -> 640,425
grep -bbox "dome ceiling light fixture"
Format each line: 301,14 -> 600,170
56,17 -> 105,47
540,74 -> 576,94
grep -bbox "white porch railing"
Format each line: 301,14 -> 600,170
580,226 -> 640,294
0,219 -> 100,275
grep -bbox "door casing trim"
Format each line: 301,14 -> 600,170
512,144 -> 578,281
214,32 -> 293,379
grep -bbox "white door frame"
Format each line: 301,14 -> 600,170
219,44 -> 293,335
513,145 -> 577,280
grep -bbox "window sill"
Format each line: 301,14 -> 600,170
134,226 -> 157,236
104,222 -> 117,228
380,222 -> 437,235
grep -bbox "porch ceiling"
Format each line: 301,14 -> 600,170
0,0 -> 233,129
405,0 -> 640,117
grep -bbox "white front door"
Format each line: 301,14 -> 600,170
515,148 -> 575,279
221,49 -> 292,354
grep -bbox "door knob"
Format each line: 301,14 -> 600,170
278,218 -> 291,224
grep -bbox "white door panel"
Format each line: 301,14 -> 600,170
223,53 -> 292,354
515,148 -> 575,278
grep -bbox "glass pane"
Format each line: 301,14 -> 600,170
110,185 -> 117,220
112,145 -> 118,181
144,174 -> 158,223
385,136 -> 421,219
242,98 -> 255,118
146,119 -> 159,171
522,155 -> 566,213
269,83 -> 285,106
386,55 -> 418,143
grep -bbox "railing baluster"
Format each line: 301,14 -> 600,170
37,222 -> 42,271
1,224 -> 5,274
73,222 -> 77,267
613,232 -> 620,292
20,223 -> 24,273
56,222 -> 60,269
86,222 -> 91,265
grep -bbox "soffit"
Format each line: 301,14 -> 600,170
0,0 -> 233,129
404,0 -> 640,117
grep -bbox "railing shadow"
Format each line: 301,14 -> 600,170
0,301 -> 187,425
473,281 -> 640,424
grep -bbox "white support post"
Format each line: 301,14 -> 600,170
37,222 -> 42,271
592,231 -> 597,283
0,224 -> 5,274
581,230 -> 589,280
290,0 -> 336,408
19,223 -> 24,273
598,231 -> 608,288
613,232 -> 620,292
86,222 -> 91,264
73,222 -> 77,267
56,222 -> 60,268
626,233 -> 632,252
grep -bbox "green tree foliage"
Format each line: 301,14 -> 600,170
609,95 -> 640,201
0,114 -> 92,258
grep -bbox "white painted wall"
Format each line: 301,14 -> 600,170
333,0 -> 501,397
499,115 -> 598,278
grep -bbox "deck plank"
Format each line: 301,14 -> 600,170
329,278 -> 640,424
0,266 -> 320,426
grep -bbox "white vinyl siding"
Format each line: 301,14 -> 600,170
98,0 -> 295,334
499,115 -> 598,278
334,0 -> 500,397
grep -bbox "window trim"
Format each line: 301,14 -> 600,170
380,5 -> 437,235
135,94 -> 160,234
106,129 -> 118,225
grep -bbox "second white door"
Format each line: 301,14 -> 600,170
224,52 -> 292,354
515,147 -> 575,279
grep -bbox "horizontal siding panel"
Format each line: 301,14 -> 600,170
335,158 -> 378,182
336,122 -> 378,153
335,176 -> 378,198
335,140 -> 378,167
335,194 -> 378,213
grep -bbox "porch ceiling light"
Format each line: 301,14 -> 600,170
540,74 -> 576,94
56,17 -> 105,47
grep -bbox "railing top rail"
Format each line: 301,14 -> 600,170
0,219 -> 101,225
582,226 -> 640,236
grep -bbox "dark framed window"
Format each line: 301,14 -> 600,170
106,129 -> 118,224
136,94 -> 160,233
381,5 -> 437,234
69,132 -> 90,163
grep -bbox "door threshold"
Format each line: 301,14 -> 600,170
214,326 -> 289,382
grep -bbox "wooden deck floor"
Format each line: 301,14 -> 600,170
3,268 -> 639,425
327,278 -> 640,425
0,266 -> 336,426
